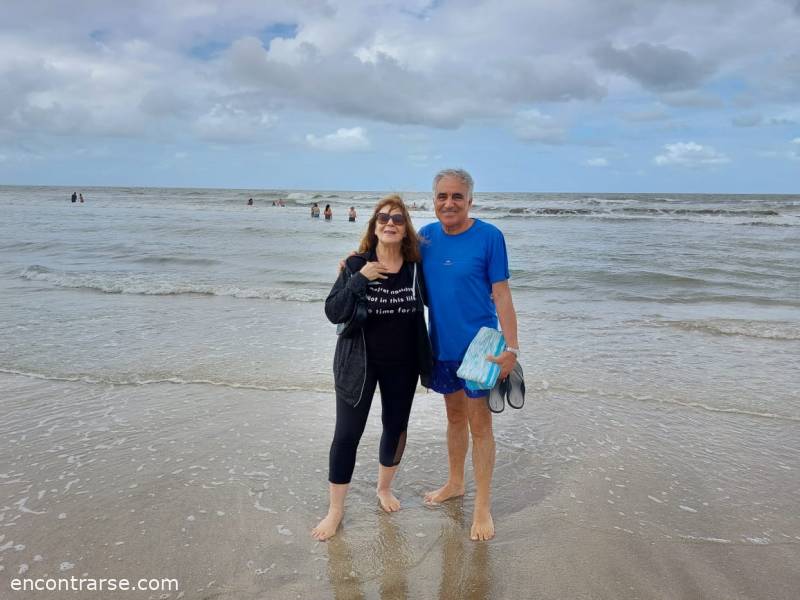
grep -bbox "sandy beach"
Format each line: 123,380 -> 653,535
2,369 -> 798,599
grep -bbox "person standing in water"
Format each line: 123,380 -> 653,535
420,168 -> 519,541
348,206 -> 357,222
324,204 -> 333,220
312,195 -> 432,541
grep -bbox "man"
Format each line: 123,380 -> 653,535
419,168 -> 519,541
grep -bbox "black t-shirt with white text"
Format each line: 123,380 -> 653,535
364,264 -> 418,365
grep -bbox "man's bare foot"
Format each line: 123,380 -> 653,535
311,510 -> 343,541
424,482 -> 465,505
377,489 -> 400,512
470,508 -> 494,541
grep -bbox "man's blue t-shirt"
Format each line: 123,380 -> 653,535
419,219 -> 510,361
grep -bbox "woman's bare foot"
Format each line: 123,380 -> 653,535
470,508 -> 495,541
311,509 -> 343,541
423,481 -> 465,505
377,489 -> 401,512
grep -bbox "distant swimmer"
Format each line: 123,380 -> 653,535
71,192 -> 77,203
348,206 -> 357,222
311,202 -> 320,218
277,199 -> 286,207
324,204 -> 333,221
248,197 -> 254,206
79,193 -> 84,203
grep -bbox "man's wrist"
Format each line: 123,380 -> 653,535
505,346 -> 519,357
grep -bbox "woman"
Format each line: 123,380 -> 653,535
324,204 -> 333,220
312,195 -> 432,541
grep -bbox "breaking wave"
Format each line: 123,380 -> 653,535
652,318 -> 800,341
19,265 -> 326,302
477,206 -> 789,220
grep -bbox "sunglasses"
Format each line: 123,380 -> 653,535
376,212 -> 406,225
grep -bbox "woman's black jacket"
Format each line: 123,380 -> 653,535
324,252 -> 433,407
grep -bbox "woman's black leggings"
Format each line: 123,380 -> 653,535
329,361 -> 418,484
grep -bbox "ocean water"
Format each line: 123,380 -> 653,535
2,185 -> 799,597
1,185 -> 797,418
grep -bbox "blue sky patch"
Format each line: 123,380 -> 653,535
260,23 -> 299,46
189,40 -> 231,61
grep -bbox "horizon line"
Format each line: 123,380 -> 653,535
1,183 -> 797,197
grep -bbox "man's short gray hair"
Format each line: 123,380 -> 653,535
432,168 -> 474,198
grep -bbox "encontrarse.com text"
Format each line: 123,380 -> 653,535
10,576 -> 179,593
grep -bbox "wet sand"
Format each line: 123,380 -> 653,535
1,372 -> 799,599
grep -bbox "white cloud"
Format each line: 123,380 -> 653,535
222,36 -> 603,129
594,42 -> 713,91
140,87 -> 192,117
0,35 -> 195,140
305,127 -> 370,152
513,110 -> 566,144
658,91 -> 723,109
586,157 -> 609,167
194,103 -> 275,143
792,137 -> 800,145
654,142 -> 730,167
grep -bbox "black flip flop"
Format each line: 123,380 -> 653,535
506,362 -> 525,409
488,377 -> 506,413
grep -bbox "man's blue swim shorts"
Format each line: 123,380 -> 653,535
430,360 -> 489,398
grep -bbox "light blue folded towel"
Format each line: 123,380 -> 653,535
457,327 -> 506,390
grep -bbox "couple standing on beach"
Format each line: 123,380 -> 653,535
312,168 -> 519,542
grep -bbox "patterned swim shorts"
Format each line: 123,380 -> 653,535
430,360 -> 489,398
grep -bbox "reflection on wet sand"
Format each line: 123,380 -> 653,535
323,500 -> 494,600
325,511 -> 413,600
377,516 -> 411,600
438,502 -> 492,600
326,535 -> 365,600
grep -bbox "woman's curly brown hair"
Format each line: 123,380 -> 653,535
358,195 -> 421,262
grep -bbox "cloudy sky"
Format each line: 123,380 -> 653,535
1,0 -> 799,192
